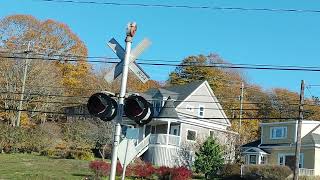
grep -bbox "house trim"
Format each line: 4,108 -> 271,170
295,121 -> 298,142
261,120 -> 320,125
259,145 -> 316,149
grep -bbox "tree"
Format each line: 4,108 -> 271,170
168,54 -> 245,118
194,136 -> 224,179
0,14 -> 93,125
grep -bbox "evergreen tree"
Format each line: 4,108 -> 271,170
194,136 -> 224,179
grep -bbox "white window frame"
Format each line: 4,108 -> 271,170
278,153 -> 304,168
198,105 -> 205,118
186,105 -> 194,112
270,126 -> 287,139
186,129 -> 197,142
249,154 -> 257,164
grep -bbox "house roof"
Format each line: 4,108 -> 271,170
311,133 -> 320,144
157,97 -> 179,119
243,147 -> 269,155
242,139 -> 261,148
144,81 -> 205,107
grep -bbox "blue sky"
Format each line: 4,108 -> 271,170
1,0 -> 320,95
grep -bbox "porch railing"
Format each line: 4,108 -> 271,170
136,134 -> 151,153
299,168 -> 315,176
150,134 -> 180,146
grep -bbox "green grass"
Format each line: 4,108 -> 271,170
0,153 -> 92,179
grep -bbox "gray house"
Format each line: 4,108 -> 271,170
124,80 -> 237,167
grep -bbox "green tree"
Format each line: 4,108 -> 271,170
194,136 -> 224,179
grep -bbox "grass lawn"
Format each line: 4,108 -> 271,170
0,153 -> 92,179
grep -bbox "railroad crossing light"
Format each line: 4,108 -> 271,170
124,94 -> 153,126
87,92 -> 118,121
87,92 -> 153,125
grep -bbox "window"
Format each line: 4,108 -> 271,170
198,105 -> 205,117
279,156 -> 284,165
271,127 -> 287,139
187,130 -> 197,141
186,105 -> 193,112
153,100 -> 162,113
249,155 -> 257,164
209,130 -> 215,137
261,156 -> 266,164
151,126 -> 156,134
278,154 -> 303,168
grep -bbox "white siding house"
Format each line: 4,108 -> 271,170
123,81 -> 237,167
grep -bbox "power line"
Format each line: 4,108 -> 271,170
34,0 -> 320,14
3,53 -> 320,72
0,91 -> 89,98
0,91 -> 303,106
0,108 -> 305,120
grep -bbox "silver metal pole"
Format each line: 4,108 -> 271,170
16,42 -> 32,127
239,82 -> 244,132
109,26 -> 134,180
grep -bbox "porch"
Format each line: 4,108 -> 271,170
137,119 -> 183,167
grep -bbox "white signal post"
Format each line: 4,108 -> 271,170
109,22 -> 137,180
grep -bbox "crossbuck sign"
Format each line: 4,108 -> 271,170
105,38 -> 151,83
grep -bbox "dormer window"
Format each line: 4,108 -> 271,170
153,100 -> 162,113
198,105 -> 205,118
271,127 -> 287,139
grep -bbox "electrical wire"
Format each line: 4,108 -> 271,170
33,0 -> 320,14
3,53 -> 320,72
0,108 -> 304,120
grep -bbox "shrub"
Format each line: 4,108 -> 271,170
220,163 -> 241,177
156,166 -> 171,177
155,166 -> 192,180
171,166 -> 192,180
243,164 -> 292,180
89,160 -> 110,177
133,162 -> 156,178
70,150 -> 95,160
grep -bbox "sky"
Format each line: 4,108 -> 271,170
1,0 -> 320,95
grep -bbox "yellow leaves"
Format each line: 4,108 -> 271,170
20,112 -> 34,128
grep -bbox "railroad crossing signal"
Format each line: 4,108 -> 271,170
104,38 -> 151,83
87,92 -> 153,126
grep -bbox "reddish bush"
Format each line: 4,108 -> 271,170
116,162 -> 123,176
133,162 -> 156,178
89,160 -> 110,177
171,167 -> 192,180
157,166 -> 171,177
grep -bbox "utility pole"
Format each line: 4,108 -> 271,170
294,80 -> 304,180
16,42 -> 32,127
109,22 -> 137,180
239,82 -> 244,133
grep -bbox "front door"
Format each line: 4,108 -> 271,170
170,125 -> 180,136
285,155 -> 296,170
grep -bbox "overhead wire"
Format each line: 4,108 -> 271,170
0,108 -> 303,120
33,0 -> 320,14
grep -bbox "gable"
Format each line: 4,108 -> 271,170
176,81 -> 230,126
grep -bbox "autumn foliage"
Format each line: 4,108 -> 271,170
88,160 -> 192,179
